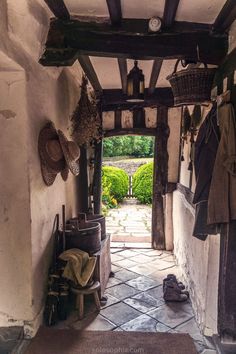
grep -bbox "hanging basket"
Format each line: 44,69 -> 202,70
167,60 -> 216,106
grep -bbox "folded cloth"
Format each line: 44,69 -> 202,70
59,248 -> 96,287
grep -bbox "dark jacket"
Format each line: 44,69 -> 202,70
192,104 -> 220,240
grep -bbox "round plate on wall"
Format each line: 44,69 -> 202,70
148,17 -> 162,32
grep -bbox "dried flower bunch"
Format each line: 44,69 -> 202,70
70,75 -> 102,146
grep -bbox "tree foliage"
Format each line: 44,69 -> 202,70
103,136 -> 154,158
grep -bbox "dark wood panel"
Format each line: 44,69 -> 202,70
101,88 -> 174,111
133,109 -> 145,128
77,55 -> 102,95
163,0 -> 180,28
149,59 -> 163,94
114,110 -> 122,129
40,19 -> 228,65
213,0 -> 236,33
106,0 -> 122,26
43,0 -> 70,20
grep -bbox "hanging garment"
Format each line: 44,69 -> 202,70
192,104 -> 220,240
208,103 -> 236,224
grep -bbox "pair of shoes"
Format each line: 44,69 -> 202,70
163,274 -> 189,302
163,274 -> 185,291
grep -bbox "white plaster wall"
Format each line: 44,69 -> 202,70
0,68 -> 32,325
173,191 -> 220,335
0,0 -> 83,334
172,104 -> 220,335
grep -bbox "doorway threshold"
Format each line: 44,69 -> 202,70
110,241 -> 151,249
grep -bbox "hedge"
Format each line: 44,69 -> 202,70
102,166 -> 129,202
133,162 -> 153,204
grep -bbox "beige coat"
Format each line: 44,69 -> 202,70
208,103 -> 236,224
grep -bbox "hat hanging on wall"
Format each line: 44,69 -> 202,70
38,122 -> 80,186
58,130 -> 80,176
38,122 -> 66,173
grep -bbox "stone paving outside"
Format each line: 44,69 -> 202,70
106,198 -> 152,244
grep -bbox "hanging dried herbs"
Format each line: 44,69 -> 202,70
70,76 -> 103,147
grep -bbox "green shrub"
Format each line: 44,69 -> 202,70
102,166 -> 129,202
133,162 -> 153,204
102,177 -> 118,210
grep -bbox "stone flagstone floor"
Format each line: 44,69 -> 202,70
106,198 -> 152,244
6,247 -> 216,354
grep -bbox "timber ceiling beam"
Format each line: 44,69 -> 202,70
104,128 -> 157,137
43,0 -> 70,20
149,59 -> 163,94
77,55 -> 102,95
163,0 -> 180,28
213,0 -> 236,33
39,19 -> 228,66
106,0 -> 122,26
106,0 -> 127,94
101,88 -> 174,111
118,58 -> 127,94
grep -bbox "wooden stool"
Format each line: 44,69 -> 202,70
71,281 -> 101,319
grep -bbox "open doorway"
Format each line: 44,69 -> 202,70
102,135 -> 154,248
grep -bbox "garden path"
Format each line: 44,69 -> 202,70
106,198 -> 152,246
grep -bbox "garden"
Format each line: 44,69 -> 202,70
102,136 -> 154,214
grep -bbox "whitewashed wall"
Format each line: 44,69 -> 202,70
173,102 -> 222,335
0,0 -> 82,335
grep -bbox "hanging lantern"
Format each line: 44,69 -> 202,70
127,60 -> 145,102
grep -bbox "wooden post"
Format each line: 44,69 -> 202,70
79,146 -> 89,213
93,140 -> 103,214
152,106 -> 169,250
218,221 -> 236,341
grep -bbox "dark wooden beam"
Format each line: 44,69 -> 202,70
117,58 -> 127,94
77,55 -> 102,95
133,109 -> 145,128
163,0 -> 180,28
78,146 -> 89,213
104,128 -> 157,137
93,141 -> 103,214
106,0 -> 122,26
149,59 -> 163,94
152,106 -> 169,249
43,0 -> 70,20
213,0 -> 236,33
40,19 -> 228,66
218,222 -> 236,341
114,110 -> 122,129
101,88 -> 174,111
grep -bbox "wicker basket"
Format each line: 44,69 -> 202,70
167,60 -> 216,106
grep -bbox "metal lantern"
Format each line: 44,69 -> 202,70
127,60 -> 145,102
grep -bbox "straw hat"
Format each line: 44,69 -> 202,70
38,122 -> 66,173
61,166 -> 69,181
40,158 -> 57,186
58,130 -> 80,176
